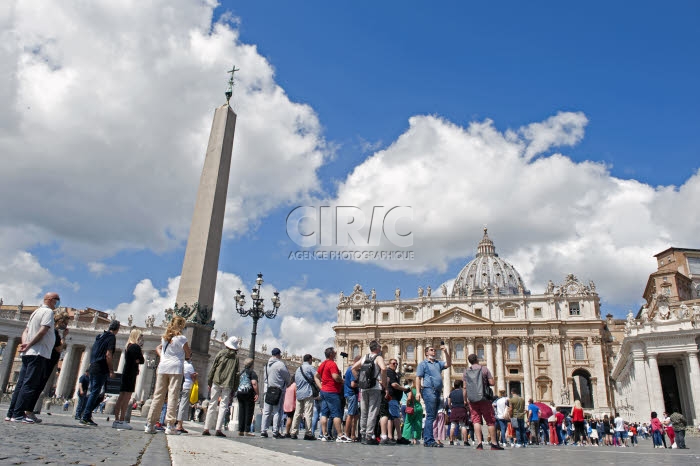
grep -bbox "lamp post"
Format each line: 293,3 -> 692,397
235,273 -> 281,362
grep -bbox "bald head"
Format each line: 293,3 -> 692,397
44,292 -> 60,310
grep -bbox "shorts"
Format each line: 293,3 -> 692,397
469,400 -> 496,426
379,396 -> 389,419
284,410 -> 295,417
345,394 -> 358,416
449,406 -> 469,425
388,400 -> 400,420
320,391 -> 342,419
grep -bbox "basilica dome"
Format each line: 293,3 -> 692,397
452,229 -> 528,296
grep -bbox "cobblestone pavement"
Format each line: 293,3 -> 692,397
3,402 -> 700,466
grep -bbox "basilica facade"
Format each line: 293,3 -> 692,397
334,230 -> 615,415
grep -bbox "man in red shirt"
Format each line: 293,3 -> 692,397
314,347 -> 350,442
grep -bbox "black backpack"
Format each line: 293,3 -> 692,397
357,354 -> 377,390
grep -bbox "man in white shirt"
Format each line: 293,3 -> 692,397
9,292 -> 58,423
614,412 -> 627,447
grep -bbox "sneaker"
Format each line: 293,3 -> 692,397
321,434 -> 330,442
290,434 -> 298,439
25,413 -> 42,423
303,434 -> 316,441
337,435 -> 352,443
318,434 -> 325,440
155,425 -> 165,432
4,416 -> 10,422
80,419 -> 98,426
424,442 -> 439,448
215,430 -> 226,437
260,431 -> 268,438
202,430 -> 211,436
272,432 -> 283,439
175,427 -> 187,434
144,424 -> 156,434
476,443 -> 484,450
396,437 -> 411,445
449,440 -> 454,445
380,438 -> 395,445
121,422 -> 133,431
21,416 -> 35,424
112,420 -> 122,428
490,443 -> 504,450
283,433 -> 292,438
164,427 -> 180,435
366,438 -> 379,445
11,416 -> 26,423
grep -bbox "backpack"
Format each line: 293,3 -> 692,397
237,369 -> 253,394
357,354 -> 377,390
464,365 -> 492,403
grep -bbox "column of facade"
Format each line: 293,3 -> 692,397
485,337 -> 494,379
0,337 -> 20,393
416,339 -> 424,365
646,354 -> 664,414
393,339 -> 401,362
443,338 -> 452,390
685,351 -> 700,424
550,337 -> 564,403
630,352 -> 651,421
55,344 -> 76,398
521,337 -> 532,402
466,337 -> 475,357
133,359 -> 149,401
495,337 -> 505,392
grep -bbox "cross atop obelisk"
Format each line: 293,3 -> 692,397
225,65 -> 240,105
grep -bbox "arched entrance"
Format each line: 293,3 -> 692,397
572,368 -> 594,409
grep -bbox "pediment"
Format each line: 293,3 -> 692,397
423,307 -> 493,325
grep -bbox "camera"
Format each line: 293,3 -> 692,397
340,351 -> 348,358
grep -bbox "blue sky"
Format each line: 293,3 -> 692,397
2,0 -> 699,355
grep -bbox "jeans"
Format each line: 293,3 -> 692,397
75,394 -> 88,419
421,387 -> 441,445
557,425 -> 564,444
359,389 -> 382,440
652,429 -> 663,447
261,389 -> 286,434
82,371 -> 109,421
675,430 -> 686,449
10,355 -> 50,418
311,398 -> 322,436
177,387 -> 192,422
512,418 -> 527,445
497,418 -> 509,444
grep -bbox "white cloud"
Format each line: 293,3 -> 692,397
108,272 -> 336,359
324,113 -> 700,310
87,261 -> 127,276
0,0 -> 328,262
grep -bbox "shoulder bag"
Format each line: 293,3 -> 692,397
264,362 -> 282,405
299,366 -> 320,399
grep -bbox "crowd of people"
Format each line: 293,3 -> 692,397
3,294 -> 693,452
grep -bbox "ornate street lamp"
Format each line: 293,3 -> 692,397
235,273 -> 281,361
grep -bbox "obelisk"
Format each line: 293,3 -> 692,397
175,69 -> 238,393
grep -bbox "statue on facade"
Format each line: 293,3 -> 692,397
164,307 -> 174,324
560,384 -> 570,405
426,285 -> 431,297
589,280 -> 596,293
145,314 -> 155,328
371,288 -> 376,300
395,288 -> 400,300
173,301 -> 214,327
339,291 -> 345,303
0,297 -> 3,306
221,331 -> 228,342
547,280 -> 555,294
640,304 -> 650,322
441,283 -> 448,297
693,305 -> 700,327
418,287 -> 424,298
213,328 -> 218,339
624,311 -> 635,334
127,314 -> 133,327
678,304 -> 690,319
262,344 -> 268,353
657,303 -> 672,320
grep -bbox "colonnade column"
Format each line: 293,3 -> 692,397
685,351 -> 700,425
55,344 -> 76,398
521,337 -> 532,402
118,349 -> 127,373
495,337 -> 505,392
646,354 -> 664,414
75,346 -> 91,393
416,339 -> 424,366
0,337 -> 20,393
393,339 -> 401,364
631,353 -> 651,420
550,337 -> 564,403
485,337 -> 494,379
466,338 -> 475,357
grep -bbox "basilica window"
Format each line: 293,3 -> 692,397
507,343 -> 518,361
406,344 -> 415,361
455,343 -> 465,360
382,312 -> 389,322
569,302 -> 581,316
534,307 -> 542,318
352,345 -> 360,358
433,309 -> 440,318
503,307 -> 516,318
353,309 -> 362,321
475,308 -> 483,317
404,310 -> 414,320
477,345 -> 485,361
573,343 -> 585,360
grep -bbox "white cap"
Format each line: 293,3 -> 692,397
224,336 -> 239,350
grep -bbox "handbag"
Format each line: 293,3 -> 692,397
264,363 -> 283,405
189,380 -> 199,404
405,405 -> 415,415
